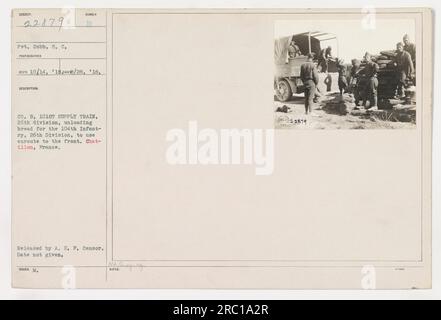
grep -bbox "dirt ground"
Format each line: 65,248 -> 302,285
274,91 -> 416,130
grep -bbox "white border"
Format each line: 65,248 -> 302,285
1,0 -> 439,300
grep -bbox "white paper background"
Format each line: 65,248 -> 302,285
1,0 -> 440,299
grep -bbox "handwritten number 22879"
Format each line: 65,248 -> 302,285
24,17 -> 65,30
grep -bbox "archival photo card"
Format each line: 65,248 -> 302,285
11,8 -> 433,289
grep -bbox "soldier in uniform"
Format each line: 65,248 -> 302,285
403,34 -> 416,67
318,46 -> 333,73
337,59 -> 348,96
300,53 -> 320,114
288,40 -> 302,58
394,42 -> 415,98
349,59 -> 362,105
361,52 -> 379,109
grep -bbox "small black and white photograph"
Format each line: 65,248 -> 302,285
274,18 -> 417,129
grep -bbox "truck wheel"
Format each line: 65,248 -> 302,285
275,79 -> 293,102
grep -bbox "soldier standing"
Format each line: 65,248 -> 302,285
394,42 -> 414,98
361,52 -> 379,109
337,59 -> 348,95
318,46 -> 333,73
300,53 -> 320,114
403,34 -> 416,67
349,59 -> 362,105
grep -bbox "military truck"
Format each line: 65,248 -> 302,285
274,31 -> 339,102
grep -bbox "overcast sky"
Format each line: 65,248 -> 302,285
275,19 -> 416,62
